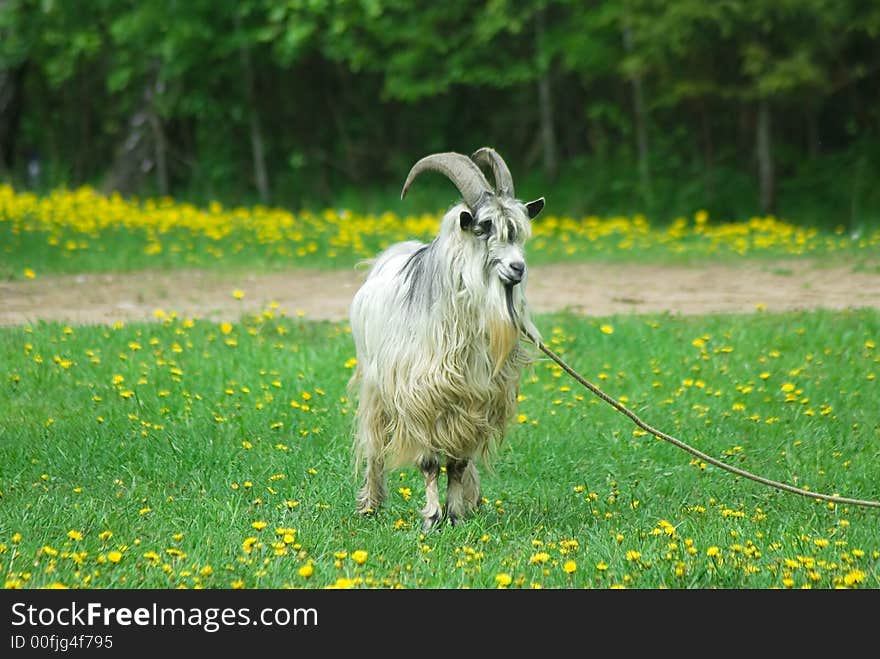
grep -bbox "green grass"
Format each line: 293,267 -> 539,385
1,307 -> 878,589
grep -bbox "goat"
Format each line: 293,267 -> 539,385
348,148 -> 545,529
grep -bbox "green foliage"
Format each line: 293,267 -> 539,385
1,0 -> 879,225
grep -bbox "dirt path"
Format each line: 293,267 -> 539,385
2,260 -> 879,326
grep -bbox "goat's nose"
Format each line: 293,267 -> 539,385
509,261 -> 525,277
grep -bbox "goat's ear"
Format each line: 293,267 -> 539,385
525,197 -> 545,219
459,210 -> 474,230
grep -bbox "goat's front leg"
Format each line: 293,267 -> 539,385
445,458 -> 477,525
419,455 -> 442,531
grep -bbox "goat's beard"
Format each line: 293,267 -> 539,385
504,283 -> 518,329
483,282 -> 521,378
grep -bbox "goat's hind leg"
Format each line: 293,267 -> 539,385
461,460 -> 482,510
446,458 -> 478,525
356,453 -> 386,515
419,455 -> 442,531
354,390 -> 387,515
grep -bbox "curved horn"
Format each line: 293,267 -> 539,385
471,147 -> 515,198
400,152 -> 493,210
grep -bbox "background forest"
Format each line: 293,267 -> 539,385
1,0 -> 879,228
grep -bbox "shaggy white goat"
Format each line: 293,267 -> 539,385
349,148 -> 545,529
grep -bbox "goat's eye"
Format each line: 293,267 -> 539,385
474,221 -> 492,237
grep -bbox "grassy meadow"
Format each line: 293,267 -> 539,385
1,184 -> 879,589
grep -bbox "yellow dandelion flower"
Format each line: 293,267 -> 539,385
330,577 -> 354,589
220,322 -> 233,335
351,550 -> 368,565
600,324 -> 614,335
299,563 -> 314,578
67,530 -> 83,542
107,551 -> 122,563
251,521 -> 267,531
23,268 -> 36,279
563,560 -> 577,574
706,546 -> 720,557
844,570 -> 866,586
529,552 -> 550,565
495,573 -> 513,588
232,289 -> 244,299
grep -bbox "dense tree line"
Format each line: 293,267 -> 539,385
1,0 -> 879,225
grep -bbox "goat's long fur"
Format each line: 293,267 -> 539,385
349,150 -> 543,528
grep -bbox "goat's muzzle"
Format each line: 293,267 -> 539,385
501,260 -> 525,285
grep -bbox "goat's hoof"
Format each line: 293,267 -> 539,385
421,511 -> 443,532
445,506 -> 470,527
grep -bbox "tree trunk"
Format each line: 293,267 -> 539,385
623,26 -> 651,206
145,76 -> 169,196
147,107 -> 168,196
0,64 -> 26,174
240,38 -> 270,204
535,9 -> 558,180
756,98 -> 775,213
537,73 -> 557,181
102,76 -> 167,196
